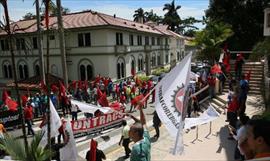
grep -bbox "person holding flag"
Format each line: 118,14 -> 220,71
126,102 -> 151,161
85,139 -> 106,161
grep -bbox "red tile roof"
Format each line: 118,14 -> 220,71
0,10 -> 181,36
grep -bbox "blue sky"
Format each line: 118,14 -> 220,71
0,0 -> 208,28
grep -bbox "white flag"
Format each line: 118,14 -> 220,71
40,99 -> 62,147
155,53 -> 192,154
71,99 -> 112,114
60,119 -> 78,161
184,105 -> 220,129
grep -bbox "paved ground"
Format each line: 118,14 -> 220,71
103,94 -> 265,161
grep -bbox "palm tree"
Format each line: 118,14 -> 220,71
145,9 -> 163,24
133,8 -> 146,23
0,132 -> 52,161
163,0 -> 181,31
193,21 -> 233,64
0,0 -> 29,151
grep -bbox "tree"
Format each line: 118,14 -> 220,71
193,21 -> 233,64
145,9 -> 163,24
133,8 -> 146,23
163,0 -> 181,31
205,0 -> 269,50
0,132 -> 52,161
22,12 -> 36,20
177,17 -> 200,35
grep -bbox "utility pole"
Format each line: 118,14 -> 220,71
56,0 -> 68,87
0,0 -> 28,151
35,0 -> 45,82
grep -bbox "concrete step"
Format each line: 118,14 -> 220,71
215,95 -> 227,104
224,83 -> 262,88
209,102 -> 222,113
212,98 -> 226,109
222,88 -> 262,95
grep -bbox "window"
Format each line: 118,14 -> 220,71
33,37 -> 38,49
166,53 -> 169,64
2,62 -> 12,78
3,65 -> 8,78
157,53 -> 161,65
177,52 -> 180,61
137,35 -> 142,45
117,57 -> 125,79
18,64 -> 28,79
79,60 -> 94,81
152,53 -> 156,67
151,37 -> 155,45
138,55 -> 143,71
145,36 -> 149,45
0,40 -> 9,51
157,38 -> 161,45
16,38 -> 25,50
268,13 -> 270,27
80,65 -> 86,81
49,35 -> 55,40
129,34 -> 134,46
8,65 -> 12,78
116,33 -> 123,45
35,65 -> 40,76
131,56 -> 136,75
165,38 -> 168,45
78,33 -> 91,47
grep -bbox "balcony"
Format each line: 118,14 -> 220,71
144,45 -> 152,52
115,45 -> 128,53
161,45 -> 170,50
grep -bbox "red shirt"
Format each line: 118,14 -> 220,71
227,97 -> 239,112
24,106 -> 33,120
207,76 -> 216,86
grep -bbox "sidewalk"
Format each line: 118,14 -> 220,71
105,95 -> 265,161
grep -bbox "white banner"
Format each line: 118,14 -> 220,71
155,53 -> 192,137
155,53 -> 192,155
60,118 -> 78,161
71,99 -> 112,114
184,105 -> 220,129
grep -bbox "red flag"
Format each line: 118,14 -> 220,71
135,77 -> 142,86
5,97 -> 18,112
210,64 -> 222,74
89,139 -> 97,161
45,0 -> 49,28
78,81 -> 83,90
109,102 -> 122,111
97,88 -> 103,100
98,93 -> 109,107
2,89 -> 9,102
59,81 -> 66,97
84,80 -> 88,91
72,81 -> 77,90
40,80 -> 48,94
21,95 -> 28,107
131,94 -> 144,106
51,84 -> 58,93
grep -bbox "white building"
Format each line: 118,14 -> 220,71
0,10 -> 185,83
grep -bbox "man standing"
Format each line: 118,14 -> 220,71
119,120 -> 131,158
127,103 -> 151,161
153,111 -> 161,139
24,103 -> 35,136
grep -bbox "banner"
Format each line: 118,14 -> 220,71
0,111 -> 21,128
71,109 -> 124,134
155,53 -> 192,154
184,105 -> 220,129
71,99 -> 112,114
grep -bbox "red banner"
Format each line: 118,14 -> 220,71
71,109 -> 124,134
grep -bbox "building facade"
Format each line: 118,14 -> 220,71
0,10 -> 185,83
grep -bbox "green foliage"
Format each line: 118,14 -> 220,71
193,21 -> 233,64
152,67 -> 170,76
0,132 -> 52,161
144,9 -> 163,24
133,8 -> 147,23
251,37 -> 270,60
22,12 -> 36,20
137,75 -> 150,82
205,0 -> 269,50
163,0 -> 181,31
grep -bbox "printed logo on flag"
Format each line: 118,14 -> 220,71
172,83 -> 185,116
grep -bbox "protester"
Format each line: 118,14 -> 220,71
238,74 -> 249,116
235,53 -> 244,80
85,140 -> 106,161
153,111 -> 161,139
119,120 -> 131,158
207,73 -> 216,99
24,103 -> 35,136
246,119 -> 270,160
226,92 -> 239,131
71,104 -> 79,121
126,103 -> 151,161
48,136 -> 69,161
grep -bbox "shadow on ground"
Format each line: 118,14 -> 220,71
218,126 -> 235,160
